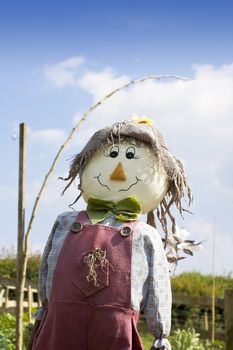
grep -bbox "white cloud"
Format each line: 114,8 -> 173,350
25,174 -> 64,206
78,67 -> 130,100
44,55 -> 129,96
44,56 -> 85,88
28,127 -> 66,144
72,112 -> 99,147
67,62 -> 233,211
25,172 -> 84,208
76,63 -> 233,173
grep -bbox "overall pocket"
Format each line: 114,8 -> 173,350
72,248 -> 110,297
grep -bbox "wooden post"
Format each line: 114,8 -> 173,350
204,310 -> 209,331
5,287 -> 9,309
16,123 -> 26,350
225,289 -> 233,350
0,288 -> 5,308
28,285 -> 32,324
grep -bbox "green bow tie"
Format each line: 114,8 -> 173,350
86,196 -> 142,224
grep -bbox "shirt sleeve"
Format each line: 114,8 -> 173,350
35,219 -> 59,320
144,229 -> 172,350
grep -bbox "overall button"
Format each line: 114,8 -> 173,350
71,222 -> 83,233
120,226 -> 132,237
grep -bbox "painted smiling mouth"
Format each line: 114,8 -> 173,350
118,176 -> 142,192
94,173 -> 110,191
94,174 -> 142,192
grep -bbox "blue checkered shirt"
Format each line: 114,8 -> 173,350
37,211 -> 172,349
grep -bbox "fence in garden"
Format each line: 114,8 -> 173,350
0,278 -> 40,323
172,294 -> 225,340
0,278 -> 233,348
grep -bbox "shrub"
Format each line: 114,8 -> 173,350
172,272 -> 233,297
0,313 -> 31,350
0,313 -> 16,350
169,328 -> 225,350
169,328 -> 205,350
0,255 -> 41,282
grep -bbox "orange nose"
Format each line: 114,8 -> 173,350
110,162 -> 127,181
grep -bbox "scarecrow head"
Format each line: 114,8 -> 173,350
62,117 -> 192,236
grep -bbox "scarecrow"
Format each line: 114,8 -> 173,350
30,117 -> 193,350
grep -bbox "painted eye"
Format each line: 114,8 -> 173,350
109,145 -> 119,158
126,147 -> 138,159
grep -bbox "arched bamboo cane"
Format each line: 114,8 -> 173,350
16,74 -> 188,349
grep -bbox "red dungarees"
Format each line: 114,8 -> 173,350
33,211 -> 144,350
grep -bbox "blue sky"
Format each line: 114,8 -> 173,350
1,0 -> 233,72
1,0 -> 233,275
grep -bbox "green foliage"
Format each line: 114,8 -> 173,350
0,258 -> 17,280
169,328 -> 225,350
202,339 -> 225,349
169,328 -> 205,350
0,255 -> 41,282
26,255 -> 41,282
138,322 -> 225,350
172,272 -> 233,297
0,313 -> 16,350
0,313 -> 31,350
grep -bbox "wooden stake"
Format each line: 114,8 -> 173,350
204,310 -> 209,331
16,123 -> 26,350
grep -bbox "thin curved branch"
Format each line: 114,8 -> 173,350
24,74 -> 189,249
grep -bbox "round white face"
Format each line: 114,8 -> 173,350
81,140 -> 168,214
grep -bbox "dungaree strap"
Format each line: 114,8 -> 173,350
75,210 -> 139,231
